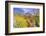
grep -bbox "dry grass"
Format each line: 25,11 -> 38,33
13,15 -> 39,28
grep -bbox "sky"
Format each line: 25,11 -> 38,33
13,8 -> 39,14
